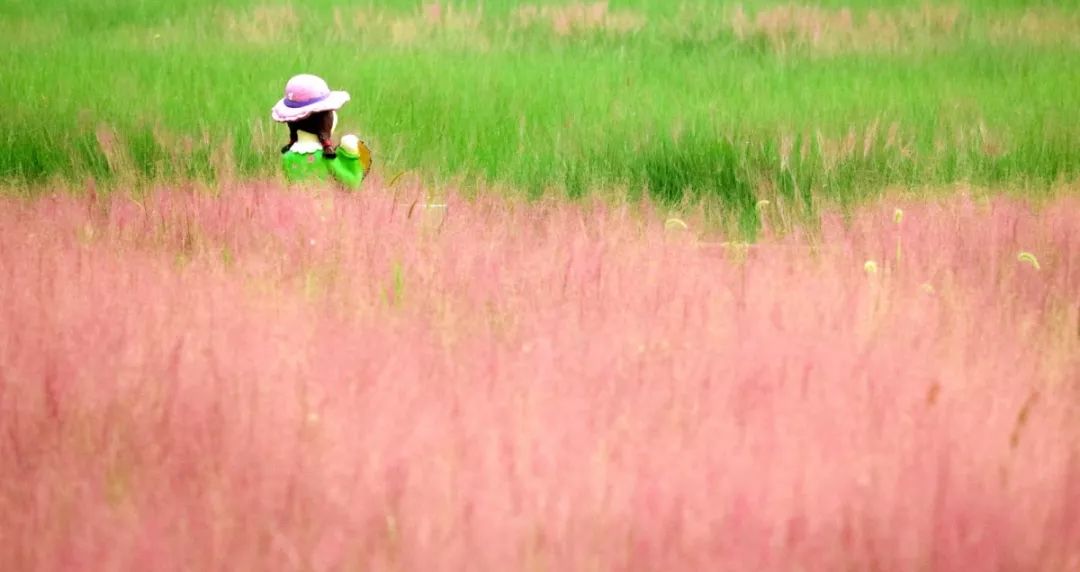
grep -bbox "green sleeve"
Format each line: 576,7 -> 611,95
327,149 -> 366,190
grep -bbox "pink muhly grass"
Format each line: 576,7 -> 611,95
0,182 -> 1077,570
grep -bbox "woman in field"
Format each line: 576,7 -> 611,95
271,74 -> 372,190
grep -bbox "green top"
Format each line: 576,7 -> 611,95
282,147 -> 365,190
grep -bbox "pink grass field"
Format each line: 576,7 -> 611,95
1,182 -> 1078,571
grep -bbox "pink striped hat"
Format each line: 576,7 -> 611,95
270,74 -> 351,123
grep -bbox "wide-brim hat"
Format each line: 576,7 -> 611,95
271,74 -> 350,123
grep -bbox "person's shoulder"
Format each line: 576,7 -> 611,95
283,151 -> 322,163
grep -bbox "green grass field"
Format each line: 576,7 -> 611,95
2,0 -> 1078,225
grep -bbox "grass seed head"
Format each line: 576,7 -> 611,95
1018,251 -> 1041,270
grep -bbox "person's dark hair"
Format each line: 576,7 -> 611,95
281,110 -> 336,158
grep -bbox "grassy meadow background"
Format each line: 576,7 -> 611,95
3,0 -> 1080,217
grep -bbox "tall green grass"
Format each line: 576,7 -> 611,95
2,0 -> 1078,223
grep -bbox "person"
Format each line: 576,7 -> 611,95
270,74 -> 372,190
